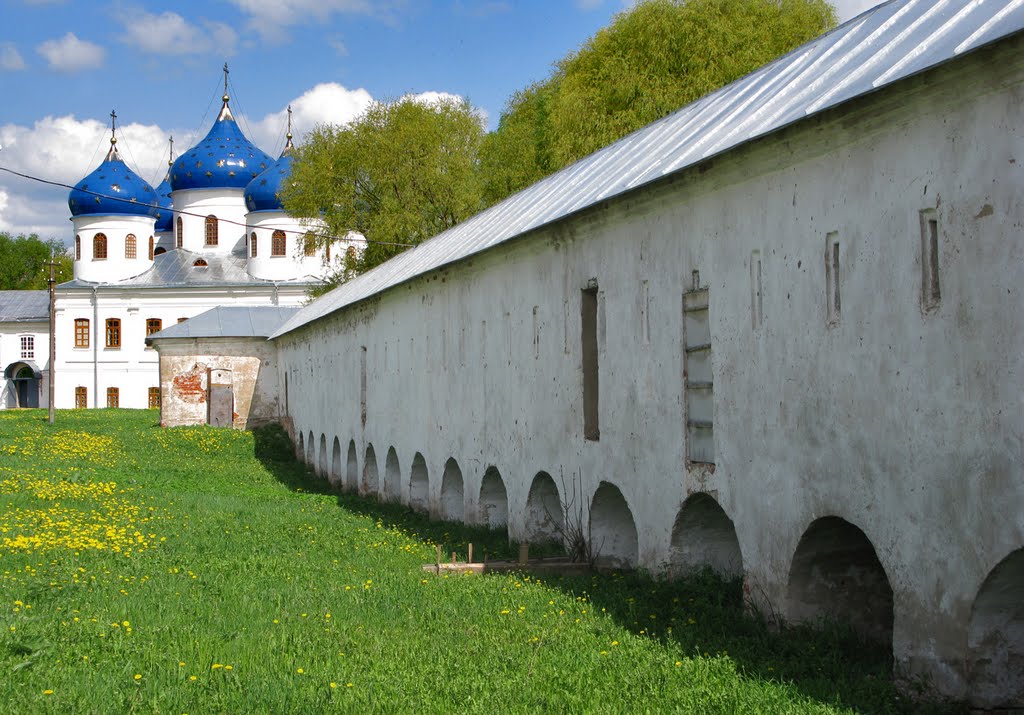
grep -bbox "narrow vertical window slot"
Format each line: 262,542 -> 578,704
640,280 -> 650,344
359,346 -> 367,427
920,209 -> 941,312
532,306 -> 540,360
750,250 -> 763,329
581,286 -> 599,441
825,232 -> 840,326
683,284 -> 714,464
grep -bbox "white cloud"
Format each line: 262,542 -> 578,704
36,32 -> 105,72
117,9 -> 238,57
225,0 -> 380,39
574,0 -> 604,10
250,83 -> 375,152
0,115 -> 170,242
1,44 -> 26,71
832,0 -> 883,22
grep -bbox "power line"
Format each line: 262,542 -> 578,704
0,164 -> 415,249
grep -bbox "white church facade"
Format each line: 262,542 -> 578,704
269,1 -> 1023,707
1,86 -> 353,410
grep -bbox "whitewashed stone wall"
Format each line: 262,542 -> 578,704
275,40 -> 1024,703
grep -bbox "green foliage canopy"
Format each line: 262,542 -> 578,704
0,232 -> 72,289
283,96 -> 485,282
481,0 -> 837,202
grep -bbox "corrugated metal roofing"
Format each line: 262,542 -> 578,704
273,0 -> 1024,340
146,306 -> 299,341
58,249 -> 316,290
0,291 -> 49,322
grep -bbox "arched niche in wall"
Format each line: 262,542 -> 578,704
363,444 -> 379,496
330,436 -> 342,488
318,434 -> 328,478
478,466 -> 508,529
786,516 -> 893,649
346,440 -> 359,492
305,431 -> 315,467
383,447 -> 401,502
967,547 -> 1024,710
409,453 -> 429,512
589,481 -> 639,569
524,472 -> 563,544
669,492 -> 743,580
440,458 -> 465,522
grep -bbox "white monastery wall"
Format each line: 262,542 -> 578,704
0,320 -> 49,409
277,42 -> 1023,701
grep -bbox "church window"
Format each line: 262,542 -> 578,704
205,215 -> 218,246
94,233 -> 108,260
20,336 -> 34,359
148,387 -> 160,409
75,386 -> 87,409
105,318 -> 121,349
325,241 -> 331,262
177,317 -> 187,323
125,234 -> 137,259
176,217 -> 183,248
251,232 -> 257,257
146,319 -> 162,341
304,234 -> 316,257
148,236 -> 154,260
193,259 -> 208,267
75,235 -> 81,260
272,230 -> 286,257
154,247 -> 166,256
106,387 -> 119,409
74,319 -> 89,348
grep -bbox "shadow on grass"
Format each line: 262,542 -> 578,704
253,424 -> 960,715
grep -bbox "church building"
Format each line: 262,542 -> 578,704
0,77 -> 351,410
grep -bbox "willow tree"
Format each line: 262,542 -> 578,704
481,0 -> 837,202
283,96 -> 485,282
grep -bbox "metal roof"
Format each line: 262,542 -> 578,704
146,306 -> 299,342
58,248 -> 316,290
272,0 -> 1024,340
0,291 -> 49,322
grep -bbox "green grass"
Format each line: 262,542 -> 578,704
0,409 -> 960,714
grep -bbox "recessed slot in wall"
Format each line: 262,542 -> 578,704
919,209 -> 941,312
750,250 -> 763,329
825,232 -> 840,326
532,306 -> 540,360
683,285 -> 714,464
640,280 -> 651,344
582,286 -> 599,441
360,346 -> 367,427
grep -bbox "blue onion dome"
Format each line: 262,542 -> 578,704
244,132 -> 294,213
153,173 -> 174,232
68,137 -> 158,218
170,94 -> 272,192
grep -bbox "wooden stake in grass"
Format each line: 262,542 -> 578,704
468,543 -> 473,564
436,544 -> 442,574
518,543 -> 529,565
451,551 -> 457,565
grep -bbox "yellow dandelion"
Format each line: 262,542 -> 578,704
211,664 -> 222,670
296,668 -> 304,674
189,676 -> 197,681
133,674 -> 142,680
330,682 -> 337,689
43,690 -> 54,695
225,665 -> 233,671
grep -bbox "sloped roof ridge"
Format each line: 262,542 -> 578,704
272,0 -> 1024,339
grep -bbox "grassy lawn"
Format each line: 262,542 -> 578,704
0,410 -> 955,714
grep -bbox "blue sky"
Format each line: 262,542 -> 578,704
0,0 -> 878,242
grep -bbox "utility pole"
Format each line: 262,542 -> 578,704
46,250 -> 57,425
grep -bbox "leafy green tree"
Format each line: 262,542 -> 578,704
0,232 -> 72,290
479,80 -> 559,207
283,96 -> 486,284
481,0 -> 836,201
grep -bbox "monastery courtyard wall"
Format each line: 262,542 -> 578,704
276,38 -> 1024,703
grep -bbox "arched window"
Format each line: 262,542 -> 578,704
75,235 -> 81,261
193,259 -> 208,267
205,215 -> 218,246
125,234 -> 137,259
148,236 -> 154,260
271,230 -> 286,257
325,241 -> 331,261
250,232 -> 258,257
154,247 -> 166,256
175,217 -> 183,248
304,233 -> 316,257
93,233 -> 107,260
